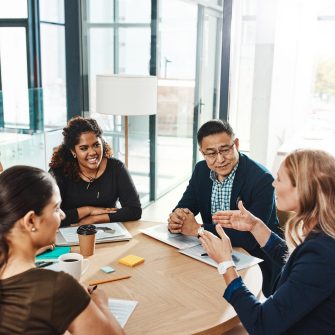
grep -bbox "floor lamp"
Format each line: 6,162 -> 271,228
96,75 -> 157,167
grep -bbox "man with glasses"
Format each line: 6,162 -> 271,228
168,120 -> 281,297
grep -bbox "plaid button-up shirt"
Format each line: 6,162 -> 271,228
210,163 -> 238,216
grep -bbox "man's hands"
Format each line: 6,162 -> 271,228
168,208 -> 200,236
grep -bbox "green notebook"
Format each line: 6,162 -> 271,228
36,246 -> 71,261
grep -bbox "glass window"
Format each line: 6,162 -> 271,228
39,0 -> 64,23
88,27 -> 115,113
86,1 -> 151,203
40,23 -> 67,127
229,0 -> 257,152
88,0 -> 114,23
118,28 -> 151,74
197,9 -> 222,130
0,0 -> 27,18
88,0 -> 151,24
0,27 -> 29,128
119,0 -> 151,23
156,0 -> 197,195
229,0 -> 335,173
159,1 -> 197,80
269,0 -> 335,172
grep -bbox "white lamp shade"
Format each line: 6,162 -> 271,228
96,75 -> 157,116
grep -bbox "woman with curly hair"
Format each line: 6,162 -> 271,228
200,149 -> 335,334
49,116 -> 141,227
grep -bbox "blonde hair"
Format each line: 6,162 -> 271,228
284,149 -> 335,248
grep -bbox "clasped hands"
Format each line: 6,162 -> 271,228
168,208 -> 199,236
79,206 -> 118,225
89,207 -> 118,216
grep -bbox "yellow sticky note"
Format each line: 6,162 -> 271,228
118,254 -> 145,267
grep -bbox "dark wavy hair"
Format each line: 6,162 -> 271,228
0,166 -> 56,269
49,117 -> 112,179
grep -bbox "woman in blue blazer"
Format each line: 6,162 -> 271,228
199,149 -> 335,335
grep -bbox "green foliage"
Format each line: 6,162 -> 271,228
314,59 -> 335,99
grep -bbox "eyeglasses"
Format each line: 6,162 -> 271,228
202,143 -> 235,161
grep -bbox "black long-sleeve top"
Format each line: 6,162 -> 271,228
50,158 -> 142,227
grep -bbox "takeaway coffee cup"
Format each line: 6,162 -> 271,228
58,253 -> 89,280
77,224 -> 97,257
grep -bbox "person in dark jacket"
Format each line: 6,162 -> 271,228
49,116 -> 141,227
168,119 -> 281,296
201,149 -> 335,335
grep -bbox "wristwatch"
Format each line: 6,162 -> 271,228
217,260 -> 236,275
197,226 -> 204,238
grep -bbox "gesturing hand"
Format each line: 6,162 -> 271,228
200,225 -> 232,264
212,201 -> 260,232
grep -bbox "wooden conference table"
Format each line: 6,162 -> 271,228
76,221 -> 262,335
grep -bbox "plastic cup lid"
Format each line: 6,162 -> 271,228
77,224 -> 97,235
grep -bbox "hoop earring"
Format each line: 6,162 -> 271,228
31,227 -> 37,232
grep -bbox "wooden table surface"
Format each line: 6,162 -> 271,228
77,220 -> 262,335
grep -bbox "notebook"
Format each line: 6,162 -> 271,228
35,246 -> 71,262
56,222 -> 132,246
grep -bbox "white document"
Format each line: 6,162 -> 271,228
179,244 -> 263,271
56,222 -> 132,246
108,298 -> 138,328
140,224 -> 201,250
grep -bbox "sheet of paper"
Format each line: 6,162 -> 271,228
179,244 -> 263,271
141,224 -> 201,250
57,222 -> 132,245
108,298 -> 138,328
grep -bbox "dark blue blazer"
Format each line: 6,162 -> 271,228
176,153 -> 280,251
229,232 -> 335,334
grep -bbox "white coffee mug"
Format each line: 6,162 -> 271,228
58,253 -> 89,280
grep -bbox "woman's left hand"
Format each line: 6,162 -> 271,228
200,224 -> 233,263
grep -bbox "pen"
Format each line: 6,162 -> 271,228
88,284 -> 98,294
201,253 -> 208,257
88,275 -> 131,286
36,261 -> 54,268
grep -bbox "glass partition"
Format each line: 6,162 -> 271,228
229,0 -> 335,173
39,0 -> 64,23
85,0 -> 223,203
85,0 -> 151,203
228,0 -> 257,153
40,23 -> 67,127
157,0 -> 197,195
0,0 -> 27,18
0,27 -> 29,129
